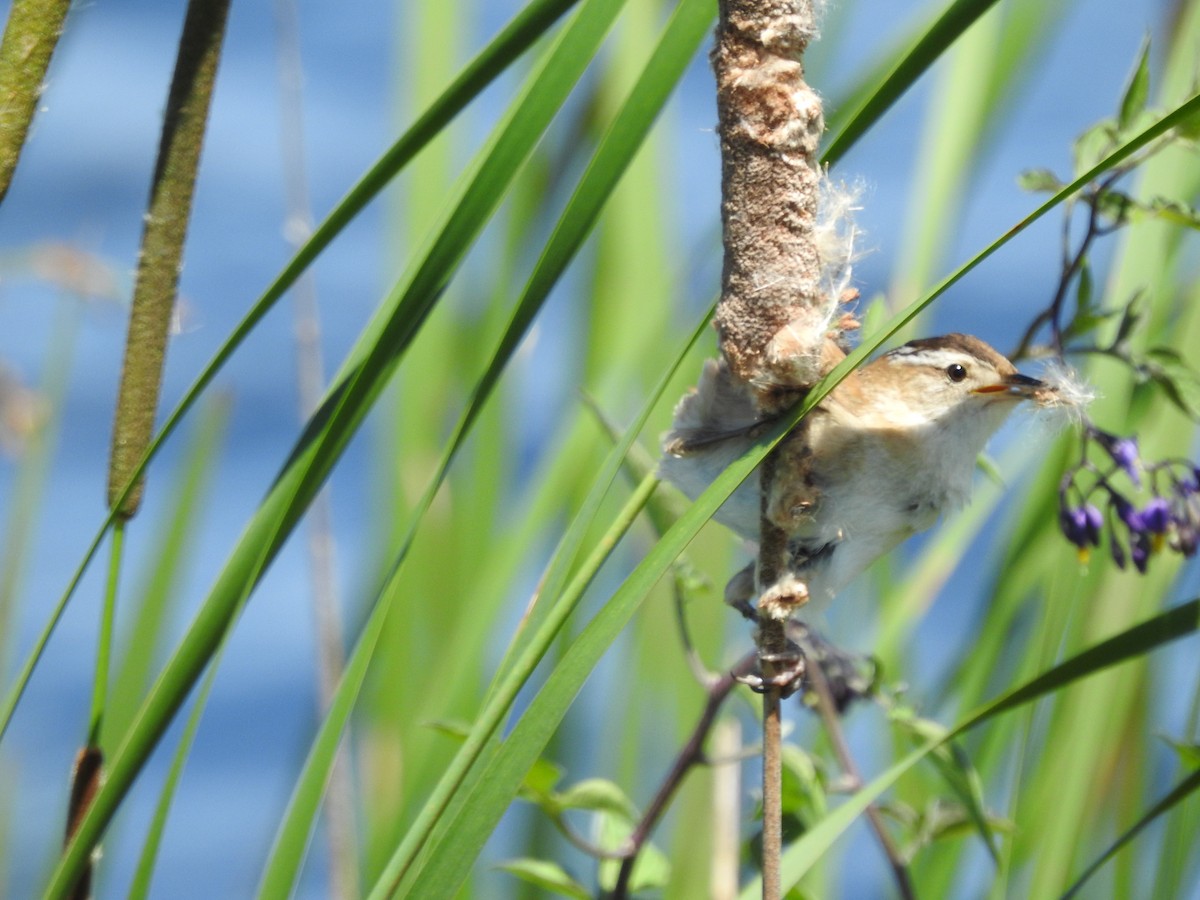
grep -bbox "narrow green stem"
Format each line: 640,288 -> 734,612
88,521 -> 124,746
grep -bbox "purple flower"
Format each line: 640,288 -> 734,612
1140,497 -> 1171,534
1131,534 -> 1151,573
1109,437 -> 1142,484
1114,495 -> 1144,532
1056,423 -> 1200,572
1179,467 -> 1200,495
1060,506 -> 1092,548
1083,504 -> 1104,544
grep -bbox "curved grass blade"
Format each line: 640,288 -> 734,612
733,598 -> 1200,898
0,0 -> 580,747
1061,764 -> 1200,899
373,311 -> 716,899
821,0 -> 1004,167
43,1 -> 626,894
126,651 -> 224,900
484,0 -> 716,678
256,2 -> 712,893
392,90 -> 1200,900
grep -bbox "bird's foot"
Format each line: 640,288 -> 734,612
736,646 -> 806,698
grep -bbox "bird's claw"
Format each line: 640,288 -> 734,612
735,649 -> 806,697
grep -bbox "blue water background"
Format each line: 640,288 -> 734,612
0,0 -> 1195,896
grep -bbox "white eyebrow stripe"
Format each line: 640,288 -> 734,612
885,348 -> 975,368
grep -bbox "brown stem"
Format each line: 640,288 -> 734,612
63,745 -> 103,900
611,653 -> 757,899
755,453 -> 799,900
760,680 -> 784,900
1010,167 -> 1130,361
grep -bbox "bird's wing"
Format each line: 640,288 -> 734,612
663,358 -> 771,455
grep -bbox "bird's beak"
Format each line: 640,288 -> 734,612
972,372 -> 1046,399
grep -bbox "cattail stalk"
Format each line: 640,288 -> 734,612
106,0 -> 232,518
0,0 -> 71,203
712,2 -> 827,895
712,0 -> 829,394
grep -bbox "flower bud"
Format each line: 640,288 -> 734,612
1114,495 -> 1144,532
1131,534 -> 1151,573
1141,497 -> 1171,534
1059,506 -> 1091,547
1083,504 -> 1104,545
1110,437 -> 1141,482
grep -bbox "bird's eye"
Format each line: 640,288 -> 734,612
946,363 -> 967,383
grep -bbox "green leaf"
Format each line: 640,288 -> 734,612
1145,196 -> 1200,230
781,744 -> 828,817
1159,737 -> 1200,768
497,859 -> 591,899
1094,188 -> 1137,224
522,758 -> 568,800
1076,258 -> 1094,315
1174,102 -> 1200,141
1062,261 -> 1122,342
553,778 -> 639,821
1073,119 -> 1117,176
423,719 -> 471,740
1017,168 -> 1063,193
597,815 -> 671,893
1144,346 -> 1200,420
1118,36 -> 1152,134
898,715 -> 998,862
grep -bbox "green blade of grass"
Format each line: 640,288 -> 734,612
821,0 -> 1004,167
253,2 -> 710,889
1062,764 -> 1200,899
373,306 -> 716,899
43,0 -> 627,892
735,598 -> 1200,898
126,650 -> 225,900
0,0 -> 579,748
485,0 -> 715,682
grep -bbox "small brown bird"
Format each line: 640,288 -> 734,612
661,333 -> 1049,612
